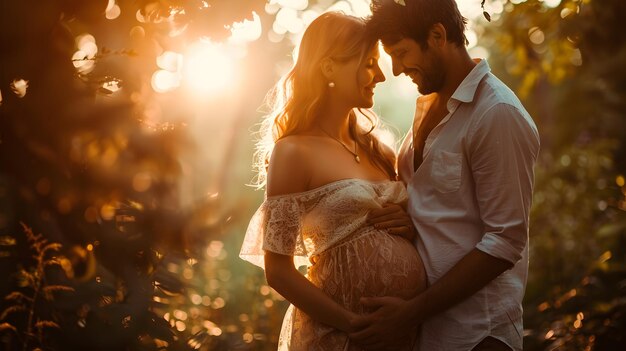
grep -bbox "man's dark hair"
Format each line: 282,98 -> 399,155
367,0 -> 468,49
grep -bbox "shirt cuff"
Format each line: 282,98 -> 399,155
475,232 -> 523,265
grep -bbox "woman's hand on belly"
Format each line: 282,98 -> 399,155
367,203 -> 417,242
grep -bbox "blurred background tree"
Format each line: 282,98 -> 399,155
0,0 -> 624,350
481,0 -> 626,349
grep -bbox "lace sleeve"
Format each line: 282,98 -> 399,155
239,195 -> 309,269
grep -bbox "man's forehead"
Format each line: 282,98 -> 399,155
383,38 -> 412,54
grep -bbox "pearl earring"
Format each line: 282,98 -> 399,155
328,82 -> 335,88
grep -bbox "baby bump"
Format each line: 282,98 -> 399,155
308,229 -> 427,312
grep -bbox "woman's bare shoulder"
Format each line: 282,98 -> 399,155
267,135 -> 317,197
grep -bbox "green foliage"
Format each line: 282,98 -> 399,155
528,141 -> 622,297
524,250 -> 626,350
0,0 -> 195,349
483,0 -> 626,349
0,0 -> 283,349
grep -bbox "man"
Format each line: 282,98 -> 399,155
349,0 -> 540,350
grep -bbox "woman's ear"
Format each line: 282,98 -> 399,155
428,23 -> 447,48
320,57 -> 335,80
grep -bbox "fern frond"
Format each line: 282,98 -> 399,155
20,221 -> 33,236
33,239 -> 48,254
17,269 -> 38,289
0,305 -> 27,320
4,291 -> 33,303
20,222 -> 38,243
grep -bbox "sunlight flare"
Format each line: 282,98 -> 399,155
228,12 -> 262,44
183,41 -> 235,96
151,70 -> 181,93
157,51 -> 183,72
273,0 -> 308,10
73,34 -> 97,74
11,79 -> 28,98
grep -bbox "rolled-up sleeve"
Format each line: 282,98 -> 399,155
469,103 -> 540,264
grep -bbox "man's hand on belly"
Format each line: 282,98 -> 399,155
349,296 -> 417,350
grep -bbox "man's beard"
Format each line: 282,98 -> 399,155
416,56 -> 445,95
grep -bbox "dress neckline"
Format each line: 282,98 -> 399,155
266,178 -> 395,200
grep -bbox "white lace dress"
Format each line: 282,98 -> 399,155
240,179 -> 427,351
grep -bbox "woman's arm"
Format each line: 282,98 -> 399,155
265,252 -> 356,332
263,136 -> 357,332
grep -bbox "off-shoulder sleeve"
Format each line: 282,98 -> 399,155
239,195 -> 309,269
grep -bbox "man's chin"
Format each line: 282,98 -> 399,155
417,81 -> 442,95
417,86 -> 433,95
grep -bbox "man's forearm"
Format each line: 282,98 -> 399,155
407,249 -> 514,324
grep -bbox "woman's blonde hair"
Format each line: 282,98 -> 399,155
253,11 -> 396,188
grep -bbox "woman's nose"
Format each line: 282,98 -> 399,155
374,66 -> 386,83
391,59 -> 404,77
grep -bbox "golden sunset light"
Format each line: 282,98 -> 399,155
1,0 -> 624,350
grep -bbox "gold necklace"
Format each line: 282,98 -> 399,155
319,129 -> 360,163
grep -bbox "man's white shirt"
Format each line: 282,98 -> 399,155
398,59 -> 540,351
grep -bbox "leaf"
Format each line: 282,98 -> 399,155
0,236 -> 16,246
41,243 -> 62,255
145,312 -> 176,343
4,291 -> 33,303
43,285 -> 75,293
34,320 -> 60,329
98,87 -> 115,95
483,11 -> 491,22
596,222 -> 626,238
44,257 -> 63,268
98,295 -> 114,307
187,329 -> 209,349
0,322 -> 18,334
0,305 -> 27,320
153,270 -> 185,296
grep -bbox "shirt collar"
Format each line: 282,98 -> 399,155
449,59 -> 490,104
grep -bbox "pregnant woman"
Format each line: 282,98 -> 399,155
240,12 -> 427,350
